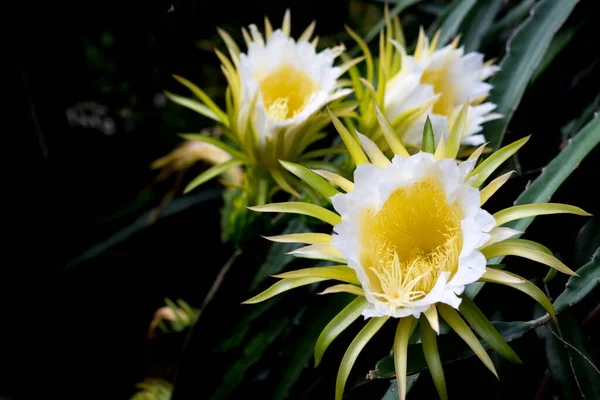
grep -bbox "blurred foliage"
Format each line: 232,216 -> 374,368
131,379 -> 173,400
148,298 -> 200,339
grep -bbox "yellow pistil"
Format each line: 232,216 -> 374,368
360,178 -> 462,311
258,64 -> 320,122
420,59 -> 456,118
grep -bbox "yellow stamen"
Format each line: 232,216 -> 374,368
258,64 -> 320,122
360,179 -> 462,312
420,55 -> 457,117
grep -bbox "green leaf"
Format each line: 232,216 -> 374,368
336,317 -> 388,400
314,297 -> 368,367
184,159 -> 244,194
210,318 -> 290,400
220,187 -> 258,247
483,0 -> 577,149
532,22 -> 582,82
561,93 -> 600,142
538,319 -> 577,400
458,0 -> 502,52
507,114 -> 600,233
421,115 -> 435,154
459,297 -> 522,363
554,311 -> 600,399
538,309 -> 600,400
553,247 -> 600,314
428,0 -> 476,46
65,189 -> 222,269
250,218 -> 310,289
483,0 -> 535,44
380,375 -> 419,400
574,217 -> 600,268
466,111 -> 600,298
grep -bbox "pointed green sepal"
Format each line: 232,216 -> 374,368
179,133 -> 247,161
165,91 -> 221,123
420,314 -> 448,400
336,317 -> 388,400
493,203 -> 591,226
242,277 -> 326,304
280,160 -> 340,201
394,316 -> 414,400
248,202 -> 341,226
328,108 -> 370,165
422,115 -> 435,154
478,269 -> 557,322
459,297 -> 522,364
445,102 -> 469,159
438,304 -> 498,378
274,265 -> 359,285
172,74 -> 229,127
481,238 -> 576,276
184,159 -> 244,194
467,136 -> 530,188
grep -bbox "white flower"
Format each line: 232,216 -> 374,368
384,34 -> 501,147
239,28 -> 350,145
331,152 -> 495,318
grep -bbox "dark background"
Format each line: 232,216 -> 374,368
11,0 -> 599,399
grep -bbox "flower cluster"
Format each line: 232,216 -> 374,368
245,107 -> 589,400
162,8 -> 591,400
165,10 -> 359,201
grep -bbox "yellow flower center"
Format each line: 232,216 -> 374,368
258,64 -> 320,122
421,59 -> 456,119
359,178 -> 462,311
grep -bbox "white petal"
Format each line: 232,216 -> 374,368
331,151 -> 495,319
480,227 -> 523,248
449,250 -> 487,288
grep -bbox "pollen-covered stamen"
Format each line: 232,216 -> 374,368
258,64 -> 320,122
369,255 -> 429,308
420,56 -> 457,118
360,178 -> 462,311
